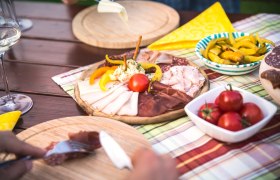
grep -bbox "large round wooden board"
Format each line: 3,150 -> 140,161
74,59 -> 209,125
72,1 -> 179,49
15,116 -> 151,180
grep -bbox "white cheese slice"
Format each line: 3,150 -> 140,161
97,0 -> 128,22
117,92 -> 139,116
102,90 -> 133,115
92,85 -> 128,111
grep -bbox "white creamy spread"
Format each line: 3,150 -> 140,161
110,60 -> 145,82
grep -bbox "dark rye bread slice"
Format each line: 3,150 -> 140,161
74,51 -> 209,125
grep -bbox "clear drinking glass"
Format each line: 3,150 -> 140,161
0,0 -> 33,114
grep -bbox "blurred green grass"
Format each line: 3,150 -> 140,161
241,0 -> 280,14
18,0 -> 280,14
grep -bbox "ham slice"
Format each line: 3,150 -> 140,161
102,91 -> 133,115
117,92 -> 139,116
92,86 -> 128,111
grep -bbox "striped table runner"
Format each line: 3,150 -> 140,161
52,13 -> 280,179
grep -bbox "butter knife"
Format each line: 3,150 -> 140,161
99,131 -> 133,170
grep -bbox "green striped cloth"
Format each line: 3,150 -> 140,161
52,13 -> 280,179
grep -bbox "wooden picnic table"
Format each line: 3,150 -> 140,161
5,1 -> 252,133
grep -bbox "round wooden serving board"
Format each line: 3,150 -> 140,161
72,1 -> 179,49
15,116 -> 151,180
74,60 -> 209,125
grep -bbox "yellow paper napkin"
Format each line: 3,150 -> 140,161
0,111 -> 21,131
148,2 -> 235,50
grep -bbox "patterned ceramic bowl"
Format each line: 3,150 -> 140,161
195,32 -> 273,75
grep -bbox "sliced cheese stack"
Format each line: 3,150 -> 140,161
78,79 -> 138,116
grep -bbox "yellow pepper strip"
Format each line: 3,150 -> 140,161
238,47 -> 258,56
256,44 -> 267,55
89,66 -> 117,85
208,52 -> 232,65
209,47 -> 222,55
233,40 -> 258,51
235,36 -> 248,42
105,54 -> 124,65
99,70 -> 115,91
249,34 -> 257,45
140,62 -> 162,81
220,51 -> 244,62
203,39 -> 217,59
229,33 -> 236,46
243,55 -> 265,63
259,38 -> 276,47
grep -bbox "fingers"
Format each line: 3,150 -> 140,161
161,154 -> 179,180
129,148 -> 179,180
0,160 -> 32,180
0,131 -> 46,158
62,0 -> 79,5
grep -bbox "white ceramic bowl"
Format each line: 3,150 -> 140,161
184,85 -> 277,143
195,32 -> 273,75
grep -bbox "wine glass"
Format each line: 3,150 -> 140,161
0,0 -> 33,115
18,18 -> 33,32
11,0 -> 33,32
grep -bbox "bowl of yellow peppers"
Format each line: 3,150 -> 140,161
195,32 -> 275,75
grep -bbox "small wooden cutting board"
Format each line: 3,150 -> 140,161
14,116 -> 151,180
72,1 -> 179,49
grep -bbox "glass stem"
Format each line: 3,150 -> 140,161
0,52 -> 13,101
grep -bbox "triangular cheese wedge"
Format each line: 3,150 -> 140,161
0,111 -> 21,131
148,2 -> 235,50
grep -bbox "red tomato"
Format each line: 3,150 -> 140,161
198,103 -> 222,124
128,74 -> 149,92
214,96 -> 220,106
218,112 -> 244,131
218,85 -> 243,112
240,103 -> 264,125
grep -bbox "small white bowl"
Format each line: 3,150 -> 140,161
195,32 -> 273,75
184,85 -> 277,143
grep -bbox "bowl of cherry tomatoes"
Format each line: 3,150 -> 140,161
184,84 -> 277,143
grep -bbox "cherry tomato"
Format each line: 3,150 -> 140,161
198,103 -> 222,124
128,74 -> 149,92
218,112 -> 245,131
218,85 -> 243,112
214,96 -> 220,106
240,103 -> 264,125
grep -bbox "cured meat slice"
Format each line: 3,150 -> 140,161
102,91 -> 133,115
261,69 -> 280,89
138,82 -> 193,117
44,131 -> 101,166
92,86 -> 128,111
117,92 -> 139,116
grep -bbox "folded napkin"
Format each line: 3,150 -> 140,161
0,111 -> 21,131
148,2 -> 235,50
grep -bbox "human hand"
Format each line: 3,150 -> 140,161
127,148 -> 179,180
62,0 -> 79,5
0,131 -> 46,180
